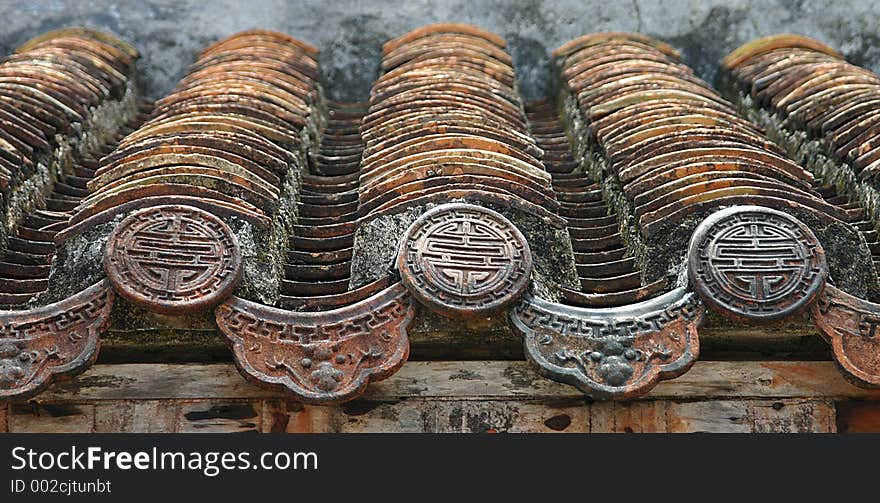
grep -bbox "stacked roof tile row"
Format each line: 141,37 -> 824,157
722,35 -> 880,274
724,35 -> 880,175
360,25 -> 557,223
60,30 -> 320,240
0,29 -> 142,306
280,101 -> 372,310
3,24 -> 880,404
554,33 -> 846,238
525,99 -> 663,308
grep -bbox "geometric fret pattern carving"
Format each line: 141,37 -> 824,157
812,285 -> 880,388
0,281 -> 114,400
215,283 -> 415,403
105,205 -> 242,315
689,206 -> 827,323
399,203 -> 532,317
509,288 -> 704,399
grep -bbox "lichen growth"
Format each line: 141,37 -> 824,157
349,198 -> 579,303
717,73 -> 880,300
550,58 -> 880,299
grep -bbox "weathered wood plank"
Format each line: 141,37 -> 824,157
177,400 -> 262,433
835,401 -> 880,433
6,398 -> 841,433
8,403 -> 95,433
26,361 -> 880,403
666,401 -> 750,433
584,400 -> 834,433
590,401 -> 670,433
748,400 -> 836,433
98,317 -> 829,362
94,401 -> 134,432
44,364 -> 271,401
0,404 -> 7,433
268,399 -> 593,433
334,399 -> 593,433
262,400 -> 336,433
130,401 -> 179,433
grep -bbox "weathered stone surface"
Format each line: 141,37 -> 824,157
351,198 -> 579,303
717,81 -> 880,301
45,212 -> 286,306
2,1 -> 877,103
554,59 -> 880,302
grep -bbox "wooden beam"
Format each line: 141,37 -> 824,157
7,361 -> 870,433
6,396 -> 843,433
21,360 -> 880,403
98,317 -> 829,362
835,401 -> 880,433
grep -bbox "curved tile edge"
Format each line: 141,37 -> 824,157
509,287 -> 704,400
812,284 -> 880,388
0,280 -> 114,401
215,282 -> 415,404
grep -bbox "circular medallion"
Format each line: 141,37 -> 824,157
104,205 -> 242,314
688,205 -> 827,323
397,203 -> 532,317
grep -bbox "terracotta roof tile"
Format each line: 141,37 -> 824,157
721,34 -> 880,388
3,26 -> 880,403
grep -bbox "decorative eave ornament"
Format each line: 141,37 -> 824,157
688,205 -> 827,323
510,288 -> 703,399
811,285 -> 880,388
216,283 -> 415,403
687,205 -> 880,388
0,281 -> 114,401
398,203 -> 532,318
104,204 -> 243,315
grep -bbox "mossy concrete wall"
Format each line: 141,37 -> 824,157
2,0 -> 878,103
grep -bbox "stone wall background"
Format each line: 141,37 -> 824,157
1,0 -> 877,102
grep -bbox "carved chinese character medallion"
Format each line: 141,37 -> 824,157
215,283 -> 415,403
398,203 -> 532,317
688,206 -> 827,323
104,205 -> 242,315
812,285 -> 880,388
0,281 -> 114,400
510,288 -> 703,399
